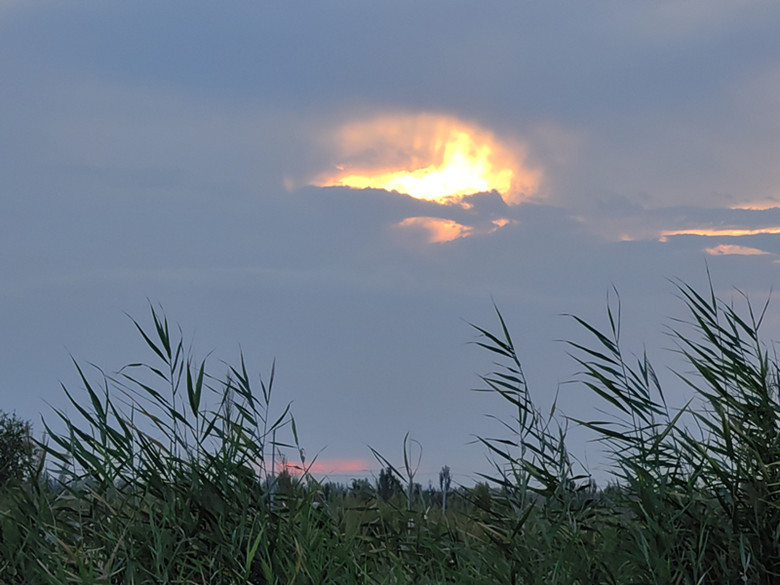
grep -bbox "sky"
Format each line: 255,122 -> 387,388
3,0 -> 780,487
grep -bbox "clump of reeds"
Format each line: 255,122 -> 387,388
1,277 -> 779,584
0,306 -> 362,584
472,279 -> 780,584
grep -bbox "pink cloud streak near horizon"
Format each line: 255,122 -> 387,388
277,458 -> 373,477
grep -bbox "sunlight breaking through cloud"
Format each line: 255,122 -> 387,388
312,113 -> 541,207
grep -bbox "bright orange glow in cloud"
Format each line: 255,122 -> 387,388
659,226 -> 780,241
705,244 -> 770,256
313,114 -> 540,206
396,217 -> 473,243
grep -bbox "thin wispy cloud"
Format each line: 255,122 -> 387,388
730,201 -> 780,211
704,244 -> 770,256
660,226 -> 780,241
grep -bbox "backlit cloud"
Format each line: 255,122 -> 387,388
730,200 -> 780,211
395,217 -> 473,243
490,218 -> 513,231
660,226 -> 780,241
704,244 -> 770,256
392,215 -> 515,244
311,113 -> 541,207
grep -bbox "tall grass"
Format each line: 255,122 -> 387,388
0,278 -> 779,583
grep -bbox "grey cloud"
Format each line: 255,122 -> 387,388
4,1 -> 780,214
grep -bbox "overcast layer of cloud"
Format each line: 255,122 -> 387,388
2,1 -> 780,482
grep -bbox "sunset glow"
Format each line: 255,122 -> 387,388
705,244 -> 770,256
730,201 -> 780,210
490,218 -> 512,230
660,226 -> 780,241
396,217 -> 473,243
313,114 -> 540,206
277,458 -> 371,477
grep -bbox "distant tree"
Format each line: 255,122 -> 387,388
0,411 -> 34,489
349,478 -> 373,501
321,481 -> 333,502
424,481 -> 438,508
377,466 -> 401,502
439,465 -> 451,515
275,468 -> 295,498
472,481 -> 492,514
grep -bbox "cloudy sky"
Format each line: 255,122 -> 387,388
3,1 -> 780,486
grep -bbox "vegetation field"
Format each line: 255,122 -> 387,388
1,279 -> 779,584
